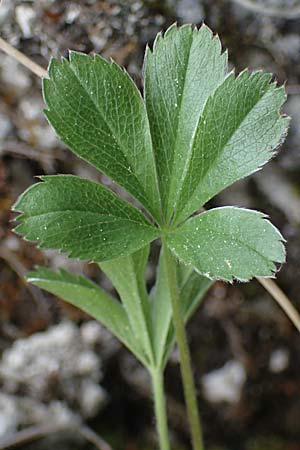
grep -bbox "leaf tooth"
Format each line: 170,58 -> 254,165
151,29 -> 164,53
197,22 -> 213,38
69,49 -> 88,63
61,56 -> 69,67
149,22 -> 192,53
164,22 -> 180,38
47,56 -> 60,78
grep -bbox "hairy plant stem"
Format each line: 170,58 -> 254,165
162,237 -> 204,450
151,368 -> 170,450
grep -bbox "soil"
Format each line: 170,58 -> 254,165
0,1 -> 300,449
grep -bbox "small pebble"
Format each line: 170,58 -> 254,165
0,0 -> 13,25
174,0 -> 204,23
15,5 -> 36,39
0,56 -> 31,94
202,360 -> 246,404
269,348 -> 290,373
65,3 -> 81,24
0,112 -> 12,143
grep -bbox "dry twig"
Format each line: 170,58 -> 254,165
258,277 -> 300,333
0,37 -> 47,78
1,140 -> 63,163
0,424 -> 60,449
0,423 -> 113,450
230,0 -> 300,19
0,245 -> 51,320
286,84 -> 300,95
79,425 -> 113,450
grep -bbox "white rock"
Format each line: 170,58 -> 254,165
89,34 -> 108,52
0,394 -> 19,438
202,360 -> 246,404
39,0 -> 56,5
0,56 -> 31,94
0,322 -> 107,432
81,321 -> 120,359
48,401 -> 79,427
2,236 -> 20,251
1,322 -> 104,415
81,321 -> 103,346
15,5 -> 37,39
285,96 -> 300,140
43,250 -> 86,273
3,345 -> 26,370
76,350 -> 100,376
0,112 -> 12,142
274,34 -> 300,60
79,380 -> 107,418
175,0 -> 204,23
269,348 -> 290,373
19,123 -> 58,149
65,4 -> 81,24
0,0 -> 13,25
254,164 -> 300,224
0,394 -> 78,436
19,97 -> 43,120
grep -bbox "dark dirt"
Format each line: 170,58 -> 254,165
0,1 -> 300,449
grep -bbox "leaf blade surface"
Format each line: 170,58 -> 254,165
43,52 -> 161,220
100,246 -> 154,365
13,176 -> 159,262
144,24 -> 227,220
27,267 -> 145,362
174,71 -> 289,223
167,207 -> 285,282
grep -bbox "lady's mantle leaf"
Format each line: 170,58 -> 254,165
166,207 -> 285,282
13,176 -> 159,262
144,23 -> 227,221
173,71 -> 289,224
43,52 -> 162,221
27,267 -> 146,363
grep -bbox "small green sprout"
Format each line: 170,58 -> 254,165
13,24 -> 289,450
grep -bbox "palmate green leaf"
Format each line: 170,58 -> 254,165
12,23 -> 289,377
13,175 -> 159,261
26,267 -> 146,364
43,52 -> 162,221
167,207 -> 285,282
173,70 -> 289,224
144,23 -> 227,221
100,246 -> 154,365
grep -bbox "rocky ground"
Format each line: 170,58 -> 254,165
0,1 -> 300,449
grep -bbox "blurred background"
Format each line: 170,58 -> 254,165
0,1 -> 300,449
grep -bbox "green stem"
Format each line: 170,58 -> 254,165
151,368 -> 170,450
162,237 -> 204,450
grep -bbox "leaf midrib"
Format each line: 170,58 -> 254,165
28,275 -> 110,294
67,61 -> 153,209
20,209 -> 156,228
166,31 -> 207,220
174,76 -> 274,222
162,31 -> 193,218
173,218 -> 281,266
